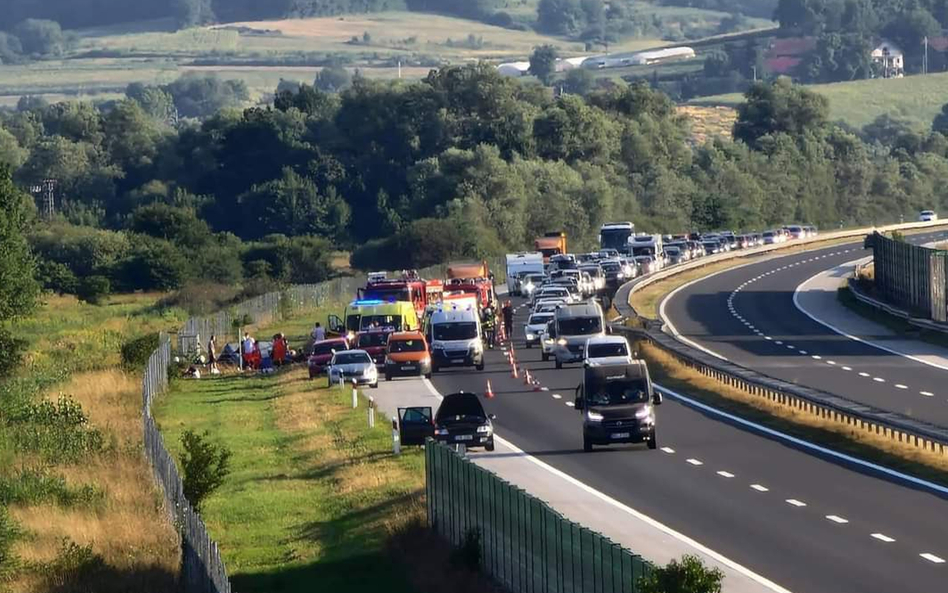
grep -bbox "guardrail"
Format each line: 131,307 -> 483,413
849,263 -> 948,335
427,440 -> 651,593
612,220 -> 948,457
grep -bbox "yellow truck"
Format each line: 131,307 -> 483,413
535,231 -> 568,264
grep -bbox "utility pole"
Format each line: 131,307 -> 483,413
30,179 -> 57,220
752,65 -> 757,82
924,36 -> 929,75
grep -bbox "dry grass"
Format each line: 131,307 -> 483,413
677,105 -> 736,144
639,340 -> 948,483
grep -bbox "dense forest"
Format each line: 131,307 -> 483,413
3,65 -> 948,304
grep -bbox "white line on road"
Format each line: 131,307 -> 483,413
921,391 -> 935,397
871,533 -> 895,543
565,401 -> 575,407
750,484 -> 769,492
896,384 -> 908,390
660,447 -> 675,454
717,471 -> 735,478
826,515 -> 849,524
686,458 -> 704,466
842,366 -> 853,371
826,360 -> 836,365
799,350 -> 808,355
859,372 -> 871,377
552,393 -> 562,399
785,499 -> 806,507
811,355 -> 822,360
873,377 -> 885,383
920,553 -> 946,564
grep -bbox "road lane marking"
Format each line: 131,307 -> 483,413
826,515 -> 849,524
921,391 -> 935,397
775,340 -> 783,345
717,471 -> 735,478
871,533 -> 895,543
660,447 -> 675,454
785,499 -> 806,507
920,553 -> 946,564
896,384 -> 908,390
873,377 -> 885,383
552,393 -> 562,399
842,366 -> 852,371
686,458 -> 703,466
811,355 -> 821,360
750,484 -> 769,492
786,345 -> 795,349
826,360 -> 836,365
799,350 -> 808,355
859,372 -> 871,377
765,336 -> 773,341
565,401 -> 574,407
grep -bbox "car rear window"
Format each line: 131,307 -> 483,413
437,394 -> 486,420
587,343 -> 628,358
389,339 -> 426,353
313,342 -> 345,356
333,352 -> 371,365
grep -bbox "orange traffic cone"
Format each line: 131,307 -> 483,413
524,369 -> 532,385
486,380 -> 495,399
511,362 -> 519,379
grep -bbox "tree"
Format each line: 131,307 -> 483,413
537,0 -> 586,34
561,68 -> 595,96
173,0 -> 215,28
933,102 -> 948,134
0,129 -> 28,169
181,430 -> 231,511
315,65 -> 352,93
530,45 -> 559,85
164,73 -> 250,119
0,32 -> 23,64
638,555 -> 724,593
0,167 -> 39,322
733,78 -> 829,148
14,19 -> 65,57
114,236 -> 190,291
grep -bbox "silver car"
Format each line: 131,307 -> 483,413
327,349 -> 378,389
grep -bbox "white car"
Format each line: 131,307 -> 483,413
327,349 -> 378,388
540,320 -> 557,361
583,336 -> 633,367
532,286 -> 572,306
534,299 -> 567,314
920,210 -> 938,222
524,311 -> 554,348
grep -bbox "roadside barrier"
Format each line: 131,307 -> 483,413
866,233 -> 948,325
613,220 -> 948,458
426,440 -> 651,593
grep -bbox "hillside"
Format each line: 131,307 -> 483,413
690,72 -> 948,129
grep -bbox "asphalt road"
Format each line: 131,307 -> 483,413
428,294 -> 948,593
662,230 -> 948,427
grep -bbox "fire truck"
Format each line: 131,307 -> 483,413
445,261 -> 496,311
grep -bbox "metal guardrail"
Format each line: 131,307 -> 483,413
426,440 -> 651,593
613,220 -> 948,456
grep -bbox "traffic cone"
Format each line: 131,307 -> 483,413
524,369 -> 532,385
486,380 -> 495,399
511,362 -> 519,379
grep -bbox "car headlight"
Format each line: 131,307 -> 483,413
472,341 -> 483,353
434,428 -> 449,436
364,367 -> 377,376
585,410 -> 604,422
617,273 -> 625,279
557,338 -> 567,346
476,424 -> 492,434
347,331 -> 356,341
635,405 -> 652,419
526,333 -> 536,340
420,356 -> 430,365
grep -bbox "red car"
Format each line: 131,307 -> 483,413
309,338 -> 349,379
355,330 -> 390,366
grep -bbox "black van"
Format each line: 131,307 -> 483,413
574,362 -> 662,451
434,392 -> 496,451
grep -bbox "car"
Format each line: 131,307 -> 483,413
519,273 -> 545,297
540,320 -> 557,361
787,225 -> 805,240
327,349 -> 378,388
551,301 -> 605,369
584,336 -> 634,367
574,362 -> 662,451
428,303 -> 484,372
579,264 -> 606,292
355,329 -> 390,366
434,391 -> 495,451
920,210 -> 938,222
524,311 -> 555,348
384,331 -> 432,380
762,230 -> 777,245
701,240 -> 721,255
532,285 -> 572,306
664,246 -> 684,266
634,255 -> 657,274
533,300 -> 566,315
308,337 -> 350,378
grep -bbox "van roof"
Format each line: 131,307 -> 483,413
584,361 -> 648,383
555,301 -> 602,319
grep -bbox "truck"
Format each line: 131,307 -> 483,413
505,252 -> 544,295
357,271 -> 434,319
630,234 -> 664,271
445,261 -> 496,311
599,222 -> 635,255
534,231 -> 568,264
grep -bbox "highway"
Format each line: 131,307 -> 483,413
426,293 -> 948,593
661,230 -> 948,427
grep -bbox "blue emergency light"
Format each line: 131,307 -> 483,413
353,299 -> 384,306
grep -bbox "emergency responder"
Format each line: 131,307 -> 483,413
502,300 -> 513,337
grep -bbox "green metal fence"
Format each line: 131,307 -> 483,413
872,233 -> 948,320
426,441 -> 650,593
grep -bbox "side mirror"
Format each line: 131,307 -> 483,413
488,413 -> 497,420
652,392 -> 663,405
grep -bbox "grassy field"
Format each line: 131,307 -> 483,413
678,105 -> 736,143
153,305 -> 427,592
3,293 -> 187,592
690,71 -> 948,129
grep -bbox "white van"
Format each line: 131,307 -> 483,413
506,252 -> 544,295
427,304 -> 484,372
550,301 -> 605,369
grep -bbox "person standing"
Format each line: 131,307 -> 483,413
502,300 -> 513,337
312,322 -> 326,342
242,332 -> 255,370
207,335 -> 218,374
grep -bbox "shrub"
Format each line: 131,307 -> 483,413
181,429 -> 231,511
35,259 -> 79,294
0,505 -> 20,579
120,333 -> 159,369
0,327 -> 27,380
638,555 -> 725,593
35,538 -> 105,588
76,275 -> 111,305
8,395 -> 105,462
0,469 -> 102,507
14,19 -> 65,57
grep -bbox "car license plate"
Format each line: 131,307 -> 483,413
610,432 -> 630,439
401,365 -> 415,371
455,435 -> 473,441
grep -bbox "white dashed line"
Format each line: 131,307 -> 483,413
799,350 -> 808,355
873,377 -> 885,383
785,499 -> 807,507
750,484 -> 769,492
716,471 -> 735,478
811,355 -> 822,360
660,447 -> 675,454
871,533 -> 895,543
859,372 -> 871,377
786,345 -> 795,350
686,458 -> 704,466
895,384 -> 908,390
826,515 -> 849,524
842,366 -> 853,371
775,340 -> 783,345
920,553 -> 946,564
552,393 -> 562,399
826,360 -> 836,365
765,336 -> 773,341
921,391 -> 935,397
565,401 -> 574,407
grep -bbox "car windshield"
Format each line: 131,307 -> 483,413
313,342 -> 344,356
528,314 -> 553,325
526,274 -> 544,283
586,378 -> 650,406
587,343 -> 628,358
763,232 -> 774,237
665,247 -> 680,255
558,317 -> 602,335
358,332 -> 389,348
360,315 -> 402,331
333,352 -> 370,365
601,263 -> 620,272
389,339 -> 426,353
433,322 -> 477,341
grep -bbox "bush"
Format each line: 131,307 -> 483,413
639,555 -> 725,593
76,275 -> 110,305
450,527 -> 482,571
8,395 -> 105,462
14,19 -> 65,57
114,236 -> 189,291
35,259 -> 78,294
0,505 -> 20,579
181,429 -> 231,511
120,333 -> 159,369
0,327 -> 27,380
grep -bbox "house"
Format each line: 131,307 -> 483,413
628,47 -> 696,65
871,41 -> 904,78
496,61 -> 531,77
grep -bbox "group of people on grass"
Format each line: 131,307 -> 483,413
201,331 -> 293,375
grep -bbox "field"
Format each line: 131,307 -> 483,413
690,71 -> 948,129
2,293 -> 187,592
677,104 -> 737,143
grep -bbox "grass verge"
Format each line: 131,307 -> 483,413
635,338 -> 948,486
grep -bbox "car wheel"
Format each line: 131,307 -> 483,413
385,373 -> 392,381
555,360 -> 562,370
647,434 -> 657,450
327,378 -> 332,388
371,381 -> 378,389
476,362 -> 485,371
424,372 -> 432,380
541,352 -> 549,362
525,342 -> 531,349
486,441 -> 495,452
583,436 -> 592,452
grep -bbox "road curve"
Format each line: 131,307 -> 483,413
428,295 -> 948,593
661,230 -> 948,426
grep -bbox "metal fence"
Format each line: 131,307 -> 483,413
870,233 -> 948,319
426,441 -> 651,593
